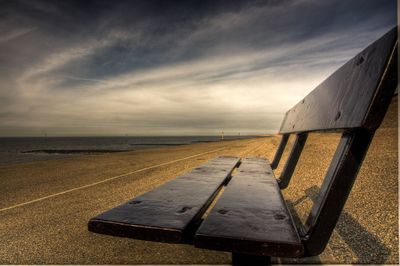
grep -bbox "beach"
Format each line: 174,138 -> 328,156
0,98 -> 397,264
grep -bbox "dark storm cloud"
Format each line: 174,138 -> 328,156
0,0 -> 396,136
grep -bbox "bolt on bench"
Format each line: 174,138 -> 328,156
88,28 -> 397,264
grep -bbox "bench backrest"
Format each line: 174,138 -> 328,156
271,27 -> 397,256
280,28 -> 397,134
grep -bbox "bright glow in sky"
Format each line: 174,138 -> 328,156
0,0 -> 396,136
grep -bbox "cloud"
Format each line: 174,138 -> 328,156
0,27 -> 37,44
0,0 -> 396,136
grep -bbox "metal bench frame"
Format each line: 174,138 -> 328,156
271,27 -> 397,256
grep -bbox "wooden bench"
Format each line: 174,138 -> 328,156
88,27 -> 397,264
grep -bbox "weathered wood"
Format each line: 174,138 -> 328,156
194,158 -> 303,257
88,156 -> 240,243
280,27 -> 397,134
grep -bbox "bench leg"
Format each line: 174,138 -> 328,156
232,253 -> 271,265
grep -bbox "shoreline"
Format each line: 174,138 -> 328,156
0,135 -> 266,166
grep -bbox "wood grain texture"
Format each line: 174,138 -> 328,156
280,27 -> 397,134
88,156 -> 240,243
194,158 -> 303,257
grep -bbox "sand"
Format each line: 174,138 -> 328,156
0,98 -> 397,264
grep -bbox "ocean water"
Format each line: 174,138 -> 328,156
0,136 -> 253,166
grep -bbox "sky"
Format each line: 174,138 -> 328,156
0,0 -> 396,136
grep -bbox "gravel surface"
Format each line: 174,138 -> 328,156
0,99 -> 397,264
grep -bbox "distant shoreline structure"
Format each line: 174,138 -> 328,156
0,134 -> 272,138
20,136 -> 271,155
0,135 -> 271,165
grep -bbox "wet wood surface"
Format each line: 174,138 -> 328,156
280,27 -> 397,134
194,158 -> 303,257
88,156 -> 240,243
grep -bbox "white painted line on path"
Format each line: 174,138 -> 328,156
0,147 -> 226,213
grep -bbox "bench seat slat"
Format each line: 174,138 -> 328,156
88,156 -> 240,243
194,158 -> 304,257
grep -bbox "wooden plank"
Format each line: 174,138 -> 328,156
280,27 -> 397,134
88,156 -> 240,243
194,158 -> 304,257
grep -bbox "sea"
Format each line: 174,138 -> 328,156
0,135 -> 255,166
